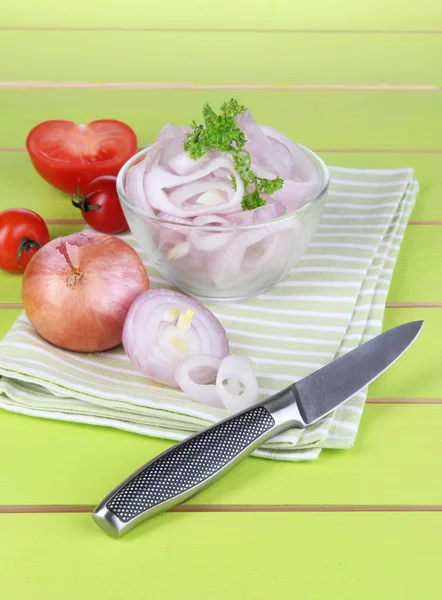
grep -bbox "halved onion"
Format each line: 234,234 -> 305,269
123,289 -> 229,387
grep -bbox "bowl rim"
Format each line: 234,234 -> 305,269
116,141 -> 330,230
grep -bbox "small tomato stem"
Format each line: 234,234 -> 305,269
72,179 -> 101,212
71,193 -> 102,213
17,238 -> 42,266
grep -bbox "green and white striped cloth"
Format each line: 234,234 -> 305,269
0,166 -> 418,461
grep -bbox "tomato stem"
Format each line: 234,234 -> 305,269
17,238 -> 42,266
72,193 -> 102,213
72,180 -> 102,213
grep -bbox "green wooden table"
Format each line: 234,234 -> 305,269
1,2 -> 441,597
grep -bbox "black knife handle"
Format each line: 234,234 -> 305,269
93,405 -> 277,537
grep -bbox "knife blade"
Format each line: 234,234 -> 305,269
294,319 -> 424,425
93,320 -> 423,538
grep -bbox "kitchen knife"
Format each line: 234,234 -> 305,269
93,320 -> 423,538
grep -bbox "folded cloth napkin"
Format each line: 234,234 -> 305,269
0,166 -> 418,461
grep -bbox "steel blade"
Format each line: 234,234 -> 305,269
293,320 -> 423,425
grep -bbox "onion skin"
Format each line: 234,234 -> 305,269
22,232 -> 150,352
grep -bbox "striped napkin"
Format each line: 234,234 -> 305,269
0,166 -> 418,461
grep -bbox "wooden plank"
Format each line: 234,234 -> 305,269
0,400 -> 441,506
319,153 -> 442,221
0,153 -> 79,218
1,90 -> 441,150
1,223 -> 439,304
1,152 -> 441,221
3,0 -> 442,31
0,309 -> 21,339
0,512 -> 440,599
2,31 -> 442,85
0,306 -> 439,506
388,226 -> 442,302
369,308 -> 442,398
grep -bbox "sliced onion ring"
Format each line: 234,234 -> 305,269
216,356 -> 259,413
144,157 -> 244,217
175,355 -> 223,408
230,200 -> 286,225
188,214 -> 234,252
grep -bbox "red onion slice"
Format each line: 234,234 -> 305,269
259,124 -> 320,210
236,110 -> 295,180
144,156 -> 244,217
206,229 -> 268,290
157,125 -> 191,165
230,200 -> 286,225
123,289 -> 229,387
149,214 -> 189,258
156,212 -> 192,225
175,355 -> 223,407
260,125 -> 317,181
188,214 -> 234,252
125,159 -> 155,215
216,356 -> 259,413
168,152 -> 210,176
168,249 -> 212,288
168,179 -> 232,208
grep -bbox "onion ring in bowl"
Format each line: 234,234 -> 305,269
230,200 -> 286,225
168,152 -> 210,176
144,156 -> 244,217
206,228 -> 268,290
125,158 -> 156,215
236,110 -> 295,180
188,214 -> 234,252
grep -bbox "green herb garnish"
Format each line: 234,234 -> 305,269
184,99 -> 284,211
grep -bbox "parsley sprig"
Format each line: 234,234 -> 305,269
183,99 -> 284,211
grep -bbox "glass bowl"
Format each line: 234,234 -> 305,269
117,145 -> 329,301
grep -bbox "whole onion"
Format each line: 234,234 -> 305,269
122,289 -> 229,387
22,232 -> 150,352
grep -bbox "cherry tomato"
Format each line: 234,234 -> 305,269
0,209 -> 50,273
26,120 -> 137,194
72,176 -> 128,234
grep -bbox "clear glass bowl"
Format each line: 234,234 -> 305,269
117,145 -> 329,301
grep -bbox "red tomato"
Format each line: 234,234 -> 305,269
26,120 -> 137,194
72,176 -> 128,234
0,209 -> 50,273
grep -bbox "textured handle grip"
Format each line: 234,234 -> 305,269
93,405 -> 275,537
